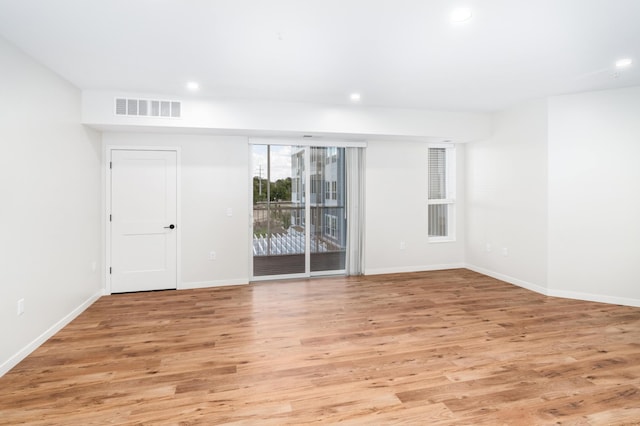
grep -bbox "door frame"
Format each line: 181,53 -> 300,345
105,146 -> 181,294
249,140 -> 356,281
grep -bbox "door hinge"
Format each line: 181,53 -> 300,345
109,214 -> 112,222
109,267 -> 112,274
110,161 -> 112,169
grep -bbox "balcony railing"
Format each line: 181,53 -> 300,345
253,204 -> 345,256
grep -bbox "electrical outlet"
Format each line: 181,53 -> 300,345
209,251 -> 216,261
17,299 -> 24,316
485,243 -> 492,252
400,241 -> 406,250
502,247 -> 509,257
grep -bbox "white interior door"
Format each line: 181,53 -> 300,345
110,149 -> 177,293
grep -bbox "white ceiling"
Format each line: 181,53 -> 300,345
0,0 -> 639,112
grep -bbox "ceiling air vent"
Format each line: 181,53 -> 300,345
114,98 -> 181,118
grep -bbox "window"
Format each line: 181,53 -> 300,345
324,180 -> 338,201
325,147 -> 337,164
312,175 -> 324,203
428,144 -> 456,241
324,214 -> 337,239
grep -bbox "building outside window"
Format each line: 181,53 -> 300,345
324,214 -> 337,238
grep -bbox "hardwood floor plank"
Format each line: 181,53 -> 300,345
2,269 -> 640,424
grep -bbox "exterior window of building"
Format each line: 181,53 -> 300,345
310,177 -> 318,199
325,214 -> 337,238
324,180 -> 338,200
428,145 -> 456,241
324,147 -> 337,164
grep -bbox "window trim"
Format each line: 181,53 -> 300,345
428,143 -> 456,242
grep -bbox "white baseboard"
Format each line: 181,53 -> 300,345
0,289 -> 104,378
365,263 -> 465,276
547,288 -> 640,308
464,264 -> 549,296
179,279 -> 249,290
465,264 -> 640,308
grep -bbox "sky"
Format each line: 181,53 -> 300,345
251,145 -> 294,181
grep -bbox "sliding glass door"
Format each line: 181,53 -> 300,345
309,147 -> 346,272
252,144 -> 346,278
252,145 -> 305,276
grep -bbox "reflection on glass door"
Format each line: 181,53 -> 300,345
309,147 -> 346,272
252,144 -> 346,278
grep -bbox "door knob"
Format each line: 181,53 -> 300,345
164,224 -> 176,229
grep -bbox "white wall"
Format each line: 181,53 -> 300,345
83,90 -> 492,143
0,36 -> 102,375
87,88 -> 488,280
104,135 -> 467,281
465,99 -> 548,292
103,133 -> 250,288
548,87 -> 640,306
365,140 -> 466,274
466,87 -> 640,307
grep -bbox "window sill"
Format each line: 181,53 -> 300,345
428,237 -> 456,243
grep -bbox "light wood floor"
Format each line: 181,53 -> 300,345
2,269 -> 640,425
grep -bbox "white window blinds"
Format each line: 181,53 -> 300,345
428,147 -> 447,200
428,145 -> 455,241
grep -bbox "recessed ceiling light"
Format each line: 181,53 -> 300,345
615,58 -> 633,68
350,93 -> 361,102
451,7 -> 473,23
186,81 -> 199,91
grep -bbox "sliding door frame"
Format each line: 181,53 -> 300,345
249,138 -> 365,281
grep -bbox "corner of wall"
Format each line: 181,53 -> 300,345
0,290 -> 103,377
